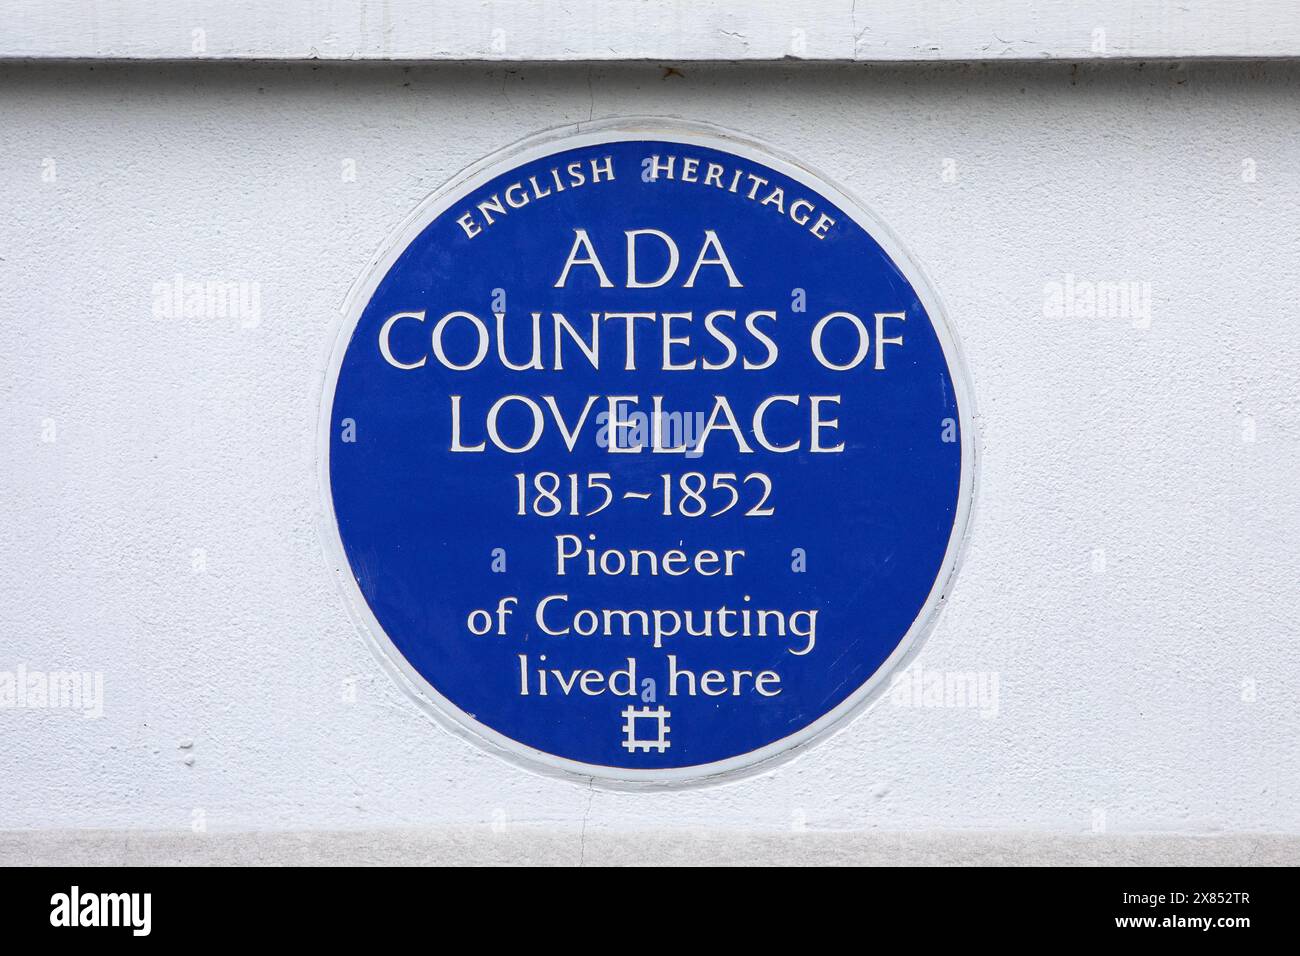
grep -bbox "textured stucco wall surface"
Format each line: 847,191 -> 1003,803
1,61 -> 1297,844
4,830 -> 1298,867
10,0 -> 1300,61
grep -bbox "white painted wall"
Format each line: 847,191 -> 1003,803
2,60 -> 1297,838
6,0 -> 1300,61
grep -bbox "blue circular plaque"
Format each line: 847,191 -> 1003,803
320,120 -> 975,787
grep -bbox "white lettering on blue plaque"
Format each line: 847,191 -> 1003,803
319,120 -> 976,787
